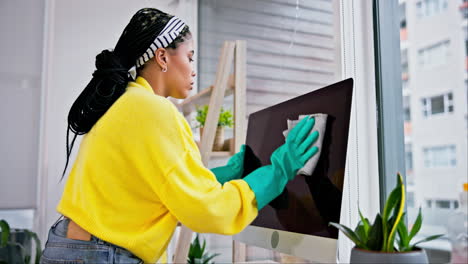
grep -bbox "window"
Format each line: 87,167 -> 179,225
416,0 -> 448,18
403,96 -> 411,121
389,2 -> 466,259
423,145 -> 457,168
421,92 -> 454,117
399,3 -> 407,29
435,200 -> 451,209
426,199 -> 433,208
461,0 -> 468,19
199,1 -> 343,261
425,199 -> 459,209
401,49 -> 409,78
405,144 -> 414,183
418,40 -> 450,68
198,0 -> 341,116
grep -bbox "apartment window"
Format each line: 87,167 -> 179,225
426,199 -> 433,208
423,145 -> 456,168
416,0 -> 448,18
418,40 -> 450,68
405,144 -> 414,170
462,0 -> 468,19
421,92 -> 454,117
425,199 -> 458,209
403,96 -> 411,121
401,49 -> 409,78
399,3 -> 407,29
465,39 -> 468,56
435,200 -> 450,209
405,144 -> 414,185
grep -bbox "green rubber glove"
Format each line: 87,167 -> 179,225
210,144 -> 246,184
244,117 -> 319,209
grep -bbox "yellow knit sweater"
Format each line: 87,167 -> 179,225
57,77 -> 258,263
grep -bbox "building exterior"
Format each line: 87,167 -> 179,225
399,0 -> 468,236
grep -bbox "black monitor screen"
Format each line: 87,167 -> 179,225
244,78 -> 353,239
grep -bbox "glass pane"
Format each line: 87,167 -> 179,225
398,0 -> 467,260
198,0 -> 342,261
0,209 -> 34,229
435,200 -> 450,209
431,95 -> 445,114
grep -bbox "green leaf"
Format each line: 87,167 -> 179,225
381,186 -> 401,250
196,105 -> 234,128
386,173 -> 406,252
412,234 -> 444,248
329,222 -> 363,247
397,213 -> 409,251
202,253 -> 220,264
358,210 -> 370,236
409,207 -> 423,243
201,238 -> 206,256
382,173 -> 405,251
354,222 -> 369,249
367,214 -> 383,250
0,220 -> 10,248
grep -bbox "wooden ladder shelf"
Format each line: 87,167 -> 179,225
172,40 -> 247,263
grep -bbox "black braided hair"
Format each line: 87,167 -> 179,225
62,8 -> 191,180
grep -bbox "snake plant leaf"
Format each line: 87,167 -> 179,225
329,222 -> 363,247
358,209 -> 370,236
354,222 -> 369,249
381,186 -> 401,250
409,207 -> 423,243
386,173 -> 405,252
412,234 -> 444,248
397,213 -> 409,251
367,214 -> 383,250
0,220 -> 9,248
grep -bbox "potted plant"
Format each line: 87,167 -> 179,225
187,234 -> 220,264
195,105 -> 234,151
0,219 -> 42,264
329,173 -> 443,264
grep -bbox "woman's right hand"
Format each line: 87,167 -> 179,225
243,116 -> 320,210
270,116 -> 319,180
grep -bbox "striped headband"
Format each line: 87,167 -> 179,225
135,16 -> 186,68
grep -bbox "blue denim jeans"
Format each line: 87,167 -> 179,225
40,217 -> 143,264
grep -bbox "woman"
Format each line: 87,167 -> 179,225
40,8 -> 320,264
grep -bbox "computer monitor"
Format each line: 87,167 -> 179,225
234,78 -> 354,263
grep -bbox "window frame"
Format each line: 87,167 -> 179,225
423,145 -> 457,168
373,0 -> 406,209
421,92 -> 454,118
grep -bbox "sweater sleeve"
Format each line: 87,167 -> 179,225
159,150 -> 258,235
141,97 -> 258,234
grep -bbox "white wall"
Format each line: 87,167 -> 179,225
37,0 -> 198,242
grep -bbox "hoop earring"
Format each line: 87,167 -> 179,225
162,67 -> 167,73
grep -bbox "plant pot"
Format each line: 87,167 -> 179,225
199,126 -> 225,151
350,247 -> 428,264
0,229 -> 35,263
